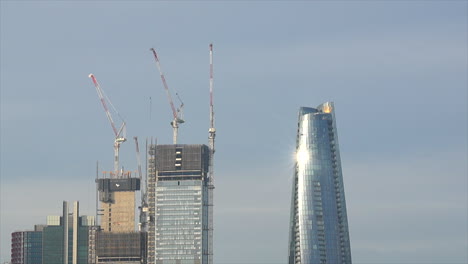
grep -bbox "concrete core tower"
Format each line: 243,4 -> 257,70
97,176 -> 140,233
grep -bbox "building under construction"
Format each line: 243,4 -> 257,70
143,44 -> 216,264
88,44 -> 216,264
95,175 -> 144,263
89,73 -> 142,234
145,144 -> 212,264
89,74 -> 145,263
95,231 -> 146,263
10,45 -> 215,264
97,175 -> 140,233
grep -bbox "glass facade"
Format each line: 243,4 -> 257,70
11,231 -> 43,264
288,103 -> 352,264
148,144 -> 210,264
42,226 -> 91,264
42,226 -> 64,264
77,227 -> 90,263
41,202 -> 93,264
155,180 -> 205,263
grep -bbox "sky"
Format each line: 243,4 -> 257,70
0,1 -> 467,263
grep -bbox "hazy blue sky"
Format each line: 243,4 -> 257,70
1,1 -> 467,263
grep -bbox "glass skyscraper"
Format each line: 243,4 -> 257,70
147,144 -> 211,264
288,102 -> 352,264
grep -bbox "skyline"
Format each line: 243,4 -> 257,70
1,1 -> 467,263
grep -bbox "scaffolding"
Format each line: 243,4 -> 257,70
96,232 -> 144,263
146,143 -> 157,263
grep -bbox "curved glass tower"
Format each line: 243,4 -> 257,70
288,102 -> 352,264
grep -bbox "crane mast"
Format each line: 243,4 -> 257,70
89,73 -> 126,177
133,136 -> 143,181
207,43 -> 216,264
134,136 -> 149,232
150,48 -> 184,144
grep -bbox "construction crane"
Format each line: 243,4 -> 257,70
134,136 -> 149,232
89,73 -> 127,177
133,136 -> 145,215
208,43 -> 216,160
207,43 -> 216,264
150,48 -> 184,144
133,136 -> 143,180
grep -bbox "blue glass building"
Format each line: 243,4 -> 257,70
147,144 -> 211,264
288,103 -> 352,264
11,231 -> 42,264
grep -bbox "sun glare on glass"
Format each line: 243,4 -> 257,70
296,148 -> 309,164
